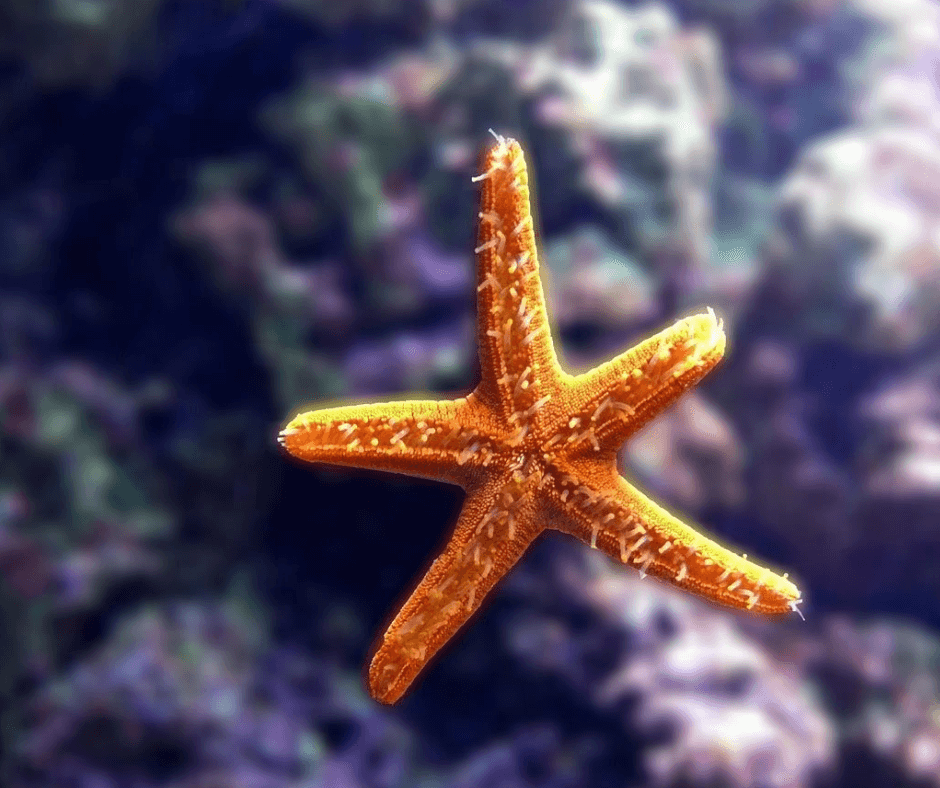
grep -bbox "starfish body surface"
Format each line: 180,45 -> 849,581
280,135 -> 801,705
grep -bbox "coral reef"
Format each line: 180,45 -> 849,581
14,602 -> 326,788
505,547 -> 835,788
0,0 -> 165,88
5,0 -> 940,784
524,0 -> 727,268
758,0 -> 940,352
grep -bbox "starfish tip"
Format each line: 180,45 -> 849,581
789,598 -> 806,620
367,652 -> 406,706
277,421 -> 306,454
687,307 -> 727,359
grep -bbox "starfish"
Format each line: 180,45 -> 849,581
279,134 -> 801,705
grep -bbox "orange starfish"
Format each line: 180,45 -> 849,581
279,134 -> 801,705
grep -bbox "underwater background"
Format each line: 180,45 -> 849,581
2,0 -> 940,785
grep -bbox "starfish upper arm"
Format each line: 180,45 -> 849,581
543,309 -> 727,457
472,136 -> 563,433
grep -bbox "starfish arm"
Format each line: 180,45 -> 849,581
279,397 -> 499,485
549,460 -> 801,615
542,309 -> 727,458
472,136 -> 562,435
368,468 -> 543,704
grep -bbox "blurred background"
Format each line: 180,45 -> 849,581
2,0 -> 940,785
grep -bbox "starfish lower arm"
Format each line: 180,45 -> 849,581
552,461 -> 796,613
367,470 -> 542,704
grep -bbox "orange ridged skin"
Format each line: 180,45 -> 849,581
280,134 -> 802,705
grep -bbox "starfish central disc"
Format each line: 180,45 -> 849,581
280,134 -> 802,705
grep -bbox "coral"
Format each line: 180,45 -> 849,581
261,81 -> 417,255
14,600 -> 326,788
174,190 -> 351,409
524,0 -> 727,267
0,361 -> 172,607
543,227 -> 655,341
735,340 -> 852,583
627,391 -> 744,515
677,0 -> 881,176
756,0 -> 940,352
342,319 -> 473,395
0,351 -> 272,780
418,0 -> 726,287
439,725 -> 575,788
506,548 -> 835,788
807,617 -> 940,788
858,364 -> 940,501
277,0 -> 432,29
768,125 -> 940,351
0,0 -> 166,88
837,360 -> 940,611
174,168 -> 476,406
